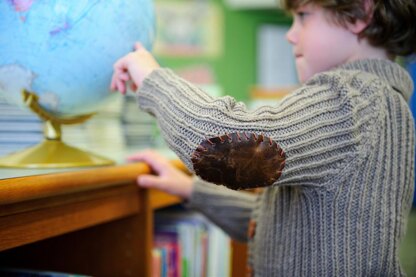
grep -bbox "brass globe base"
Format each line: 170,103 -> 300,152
0,90 -> 115,169
0,139 -> 114,168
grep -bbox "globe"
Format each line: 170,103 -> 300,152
0,0 -> 154,116
0,0 -> 155,168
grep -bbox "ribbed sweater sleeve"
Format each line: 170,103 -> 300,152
185,176 -> 256,242
138,68 -> 378,187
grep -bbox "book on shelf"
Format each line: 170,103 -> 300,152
153,208 -> 231,277
154,231 -> 182,277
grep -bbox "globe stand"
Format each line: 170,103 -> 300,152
0,90 -> 115,168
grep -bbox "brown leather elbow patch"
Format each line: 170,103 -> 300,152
191,132 -> 286,190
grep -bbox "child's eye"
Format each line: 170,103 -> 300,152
296,12 -> 308,20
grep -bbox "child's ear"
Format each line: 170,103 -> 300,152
349,0 -> 373,34
348,19 -> 369,34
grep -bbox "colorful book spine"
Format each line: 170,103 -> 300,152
153,209 -> 230,277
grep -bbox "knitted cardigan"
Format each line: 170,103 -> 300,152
138,59 -> 415,276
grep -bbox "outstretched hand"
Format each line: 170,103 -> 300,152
128,150 -> 193,199
111,42 -> 160,94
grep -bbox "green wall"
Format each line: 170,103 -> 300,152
156,1 -> 291,102
220,6 -> 291,101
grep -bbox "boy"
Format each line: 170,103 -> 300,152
111,0 -> 416,275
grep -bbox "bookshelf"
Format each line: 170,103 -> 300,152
0,161 -> 247,277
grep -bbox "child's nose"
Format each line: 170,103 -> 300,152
286,24 -> 297,45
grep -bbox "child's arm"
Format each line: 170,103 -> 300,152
136,69 -> 371,188
128,150 -> 257,242
111,44 -> 374,188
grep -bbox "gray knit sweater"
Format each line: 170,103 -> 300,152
138,59 -> 415,276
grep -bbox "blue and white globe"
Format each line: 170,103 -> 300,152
0,0 -> 155,116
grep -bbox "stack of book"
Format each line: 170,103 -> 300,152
0,96 -> 43,157
0,94 -> 128,163
63,94 -> 127,163
153,209 -> 231,277
121,94 -> 161,150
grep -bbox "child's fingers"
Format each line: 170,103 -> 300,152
127,150 -> 171,174
137,175 -> 165,190
130,82 -> 138,92
127,149 -> 161,162
110,74 -> 120,91
126,151 -> 147,162
116,79 -> 126,94
110,76 -> 116,91
134,42 -> 143,51
118,72 -> 130,82
111,61 -> 127,92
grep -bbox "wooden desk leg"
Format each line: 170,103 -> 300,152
137,188 -> 153,277
231,240 -> 248,277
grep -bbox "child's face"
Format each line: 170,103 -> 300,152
286,4 -> 361,83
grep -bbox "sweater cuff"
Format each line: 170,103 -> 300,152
184,176 -> 256,242
186,176 -> 223,209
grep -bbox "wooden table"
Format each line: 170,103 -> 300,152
0,162 -> 247,277
0,162 -> 185,277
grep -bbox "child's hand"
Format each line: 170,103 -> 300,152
110,42 -> 160,94
128,150 -> 193,199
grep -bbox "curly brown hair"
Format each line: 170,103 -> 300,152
281,0 -> 416,57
